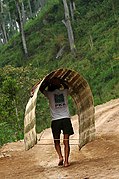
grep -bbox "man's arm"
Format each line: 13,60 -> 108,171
30,80 -> 42,97
39,80 -> 50,97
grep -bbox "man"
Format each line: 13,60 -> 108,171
40,78 -> 74,167
31,77 -> 74,167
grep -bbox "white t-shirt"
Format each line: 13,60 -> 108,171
44,89 -> 70,121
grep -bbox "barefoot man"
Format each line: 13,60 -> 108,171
40,77 -> 74,167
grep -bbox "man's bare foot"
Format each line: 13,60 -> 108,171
64,162 -> 70,167
58,158 -> 64,166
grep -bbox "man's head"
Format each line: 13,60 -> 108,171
48,77 -> 61,91
50,78 -> 61,87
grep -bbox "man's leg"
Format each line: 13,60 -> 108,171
54,138 -> 63,165
63,134 -> 70,167
51,120 -> 63,165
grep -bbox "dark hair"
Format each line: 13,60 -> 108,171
48,83 -> 58,91
47,77 -> 62,91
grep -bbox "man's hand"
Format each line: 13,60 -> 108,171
30,80 -> 42,97
30,90 -> 34,97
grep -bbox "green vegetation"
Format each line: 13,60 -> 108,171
0,0 -> 119,146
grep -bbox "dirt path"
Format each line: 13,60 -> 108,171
0,98 -> 119,179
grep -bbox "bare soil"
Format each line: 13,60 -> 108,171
0,98 -> 119,179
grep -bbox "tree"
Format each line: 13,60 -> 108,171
0,0 -> 42,46
40,0 -> 47,8
27,0 -> 33,18
0,0 -> 8,44
62,0 -> 76,56
0,65 -> 38,145
69,0 -> 76,21
14,0 -> 28,57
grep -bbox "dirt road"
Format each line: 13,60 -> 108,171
0,98 -> 119,179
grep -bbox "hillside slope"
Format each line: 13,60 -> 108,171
0,98 -> 119,179
0,0 -> 119,105
0,0 -> 119,149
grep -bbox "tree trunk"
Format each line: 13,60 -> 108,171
34,0 -> 38,15
14,99 -> 20,126
0,38 -> 3,45
8,11 -> 15,37
21,1 -> 26,24
69,1 -> 74,21
89,34 -> 93,50
69,0 -> 76,21
28,0 -> 33,18
1,1 -> 8,44
0,26 -> 3,45
56,45 -> 65,59
72,0 -> 76,10
1,22 -> 8,44
15,0 -> 28,58
0,25 -> 3,43
14,18 -> 19,32
40,0 -> 47,8
62,0 -> 76,56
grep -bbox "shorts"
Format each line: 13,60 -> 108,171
51,118 -> 74,139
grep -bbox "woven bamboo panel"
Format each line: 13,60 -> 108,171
24,82 -> 41,150
24,68 -> 95,150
